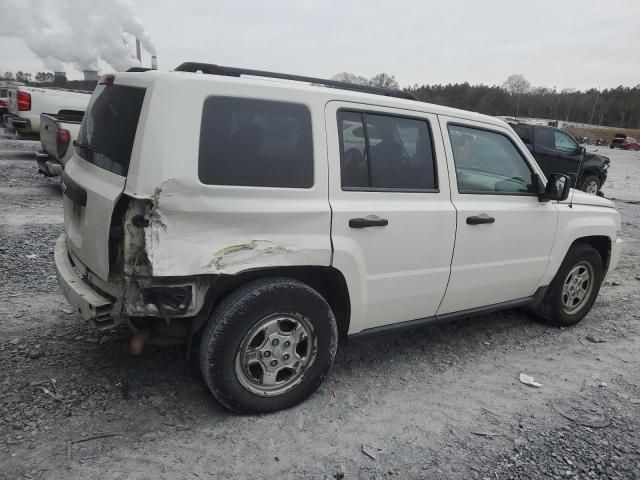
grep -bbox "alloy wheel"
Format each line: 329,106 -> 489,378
561,261 -> 594,315
234,314 -> 317,396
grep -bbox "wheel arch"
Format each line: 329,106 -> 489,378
579,170 -> 601,187
568,235 -> 611,274
197,266 -> 351,341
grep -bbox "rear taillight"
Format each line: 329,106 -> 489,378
56,128 -> 71,158
17,91 -> 31,111
99,74 -> 116,85
0,99 -> 7,107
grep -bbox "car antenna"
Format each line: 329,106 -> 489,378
569,144 -> 586,209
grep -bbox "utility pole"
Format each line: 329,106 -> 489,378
136,39 -> 142,62
588,90 -> 599,126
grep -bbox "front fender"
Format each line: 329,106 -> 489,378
539,204 -> 620,285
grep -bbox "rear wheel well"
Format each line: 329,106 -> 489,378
201,266 -> 351,341
569,236 -> 611,273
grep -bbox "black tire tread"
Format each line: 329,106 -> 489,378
580,174 -> 600,193
534,243 -> 603,326
199,277 -> 338,414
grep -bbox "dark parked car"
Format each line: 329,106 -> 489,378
513,123 -> 610,194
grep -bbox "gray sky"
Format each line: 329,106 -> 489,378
2,0 -> 639,90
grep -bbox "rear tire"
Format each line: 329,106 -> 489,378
199,277 -> 338,414
533,244 -> 603,326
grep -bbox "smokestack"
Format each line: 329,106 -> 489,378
83,70 -> 99,81
53,71 -> 67,85
151,55 -> 158,70
136,39 -> 142,62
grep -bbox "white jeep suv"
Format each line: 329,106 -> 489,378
55,63 -> 622,413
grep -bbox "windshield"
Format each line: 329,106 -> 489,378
76,84 -> 146,176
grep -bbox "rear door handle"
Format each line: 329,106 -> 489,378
349,216 -> 389,228
466,214 -> 495,225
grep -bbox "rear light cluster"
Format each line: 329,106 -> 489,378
17,91 -> 31,111
0,99 -> 8,107
99,74 -> 116,85
56,128 -> 71,158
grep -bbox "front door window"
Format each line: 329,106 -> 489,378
554,131 -> 578,153
448,124 -> 534,194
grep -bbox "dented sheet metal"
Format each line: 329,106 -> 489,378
132,178 -> 332,277
207,240 -> 295,270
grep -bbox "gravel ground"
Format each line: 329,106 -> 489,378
1,134 -> 639,479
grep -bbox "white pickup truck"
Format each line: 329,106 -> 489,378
36,112 -> 84,176
55,66 -> 622,413
3,85 -> 90,136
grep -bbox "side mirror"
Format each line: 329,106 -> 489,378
540,173 -> 571,202
579,146 -> 586,155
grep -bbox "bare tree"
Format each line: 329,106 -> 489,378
369,73 -> 399,90
331,72 -> 370,86
503,74 -> 531,118
332,72 -> 400,90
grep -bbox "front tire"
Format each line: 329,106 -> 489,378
580,174 -> 600,194
199,278 -> 338,414
533,244 -> 603,326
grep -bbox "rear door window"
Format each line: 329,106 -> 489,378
199,97 -> 313,188
513,124 -> 533,144
76,85 -> 146,176
534,127 -> 554,149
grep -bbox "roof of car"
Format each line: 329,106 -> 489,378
115,67 -> 506,129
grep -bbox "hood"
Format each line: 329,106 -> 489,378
583,151 -> 609,165
560,189 -> 615,208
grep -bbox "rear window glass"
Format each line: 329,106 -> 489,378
338,110 -> 437,190
513,124 -> 533,144
76,85 -> 145,176
199,97 -> 313,188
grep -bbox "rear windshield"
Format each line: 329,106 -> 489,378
76,84 -> 145,176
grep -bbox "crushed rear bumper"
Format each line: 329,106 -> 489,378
54,233 -> 117,329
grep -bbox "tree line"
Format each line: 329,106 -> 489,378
1,71 -> 57,84
334,72 -> 640,130
408,80 -> 640,130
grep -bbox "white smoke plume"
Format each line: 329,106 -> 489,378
0,0 -> 156,72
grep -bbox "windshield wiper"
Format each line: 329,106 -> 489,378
73,140 -> 95,152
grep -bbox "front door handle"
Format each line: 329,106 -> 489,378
466,214 -> 495,225
349,216 -> 389,228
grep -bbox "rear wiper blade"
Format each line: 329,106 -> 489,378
73,140 -> 95,152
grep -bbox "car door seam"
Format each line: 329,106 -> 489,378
434,114 -> 458,315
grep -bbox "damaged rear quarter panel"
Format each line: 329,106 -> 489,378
132,178 -> 332,277
121,80 -> 332,277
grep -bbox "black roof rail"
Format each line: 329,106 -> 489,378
173,62 -> 417,101
127,67 -> 152,72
